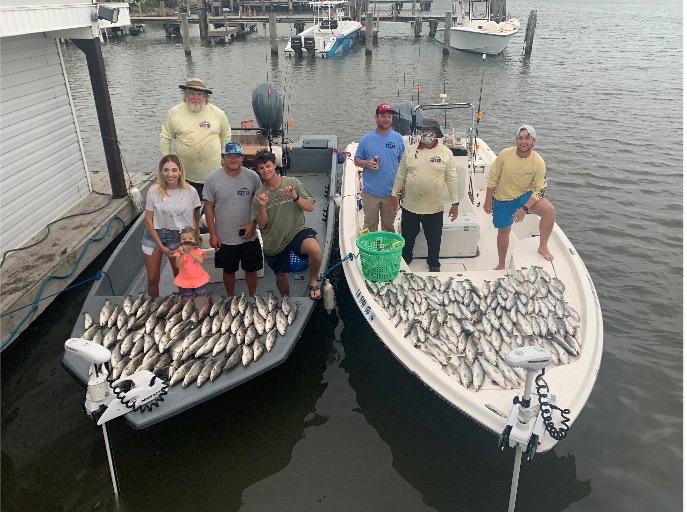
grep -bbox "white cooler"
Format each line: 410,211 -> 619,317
410,212 -> 480,259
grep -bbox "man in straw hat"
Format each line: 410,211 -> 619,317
160,78 -> 232,200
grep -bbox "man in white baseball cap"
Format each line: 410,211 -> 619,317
483,125 -> 556,269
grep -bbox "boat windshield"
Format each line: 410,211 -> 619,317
469,0 -> 489,20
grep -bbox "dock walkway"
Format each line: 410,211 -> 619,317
0,172 -> 153,350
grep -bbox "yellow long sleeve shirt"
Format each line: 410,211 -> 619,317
160,102 -> 232,184
487,147 -> 547,201
391,143 -> 458,214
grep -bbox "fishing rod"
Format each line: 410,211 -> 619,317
475,53 -> 487,149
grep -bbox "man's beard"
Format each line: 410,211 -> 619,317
186,101 -> 204,113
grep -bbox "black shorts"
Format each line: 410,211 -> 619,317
214,240 -> 263,274
265,228 -> 317,274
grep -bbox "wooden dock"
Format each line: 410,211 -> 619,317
0,172 -> 153,351
131,12 -> 450,25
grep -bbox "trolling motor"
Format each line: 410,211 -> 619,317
64,338 -> 168,498
64,338 -> 168,425
498,345 -> 571,511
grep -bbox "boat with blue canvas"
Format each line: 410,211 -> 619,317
285,1 -> 362,58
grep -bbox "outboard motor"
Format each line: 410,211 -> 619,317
304,36 -> 316,57
393,103 -> 424,136
251,82 -> 283,137
290,35 -> 303,56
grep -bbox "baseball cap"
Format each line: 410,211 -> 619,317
222,141 -> 243,155
376,103 -> 398,115
515,125 -> 536,139
419,119 -> 444,138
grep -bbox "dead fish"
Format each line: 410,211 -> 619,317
196,360 -> 215,387
252,339 -> 265,362
81,324 -> 100,341
210,357 -> 227,382
287,304 -> 298,325
182,360 -> 205,387
265,328 -> 277,352
255,294 -> 269,319
130,293 -> 145,317
241,345 -> 253,366
83,312 -> 94,330
276,310 -> 288,336
181,299 -> 195,321
155,295 -> 177,318
103,326 -> 118,349
170,360 -> 196,386
99,299 -> 113,327
122,295 -> 134,316
223,346 -> 243,371
225,334 -> 240,355
267,291 -> 278,313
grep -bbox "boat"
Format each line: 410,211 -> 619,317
285,1 -> 362,58
435,0 -> 520,55
62,83 -> 339,430
338,96 -> 603,453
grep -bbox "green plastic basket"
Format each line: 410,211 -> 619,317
356,231 -> 405,282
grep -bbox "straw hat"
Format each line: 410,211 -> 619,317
179,78 -> 213,94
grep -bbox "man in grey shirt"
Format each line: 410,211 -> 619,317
204,141 -> 263,296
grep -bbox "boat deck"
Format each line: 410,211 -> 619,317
0,171 -> 153,350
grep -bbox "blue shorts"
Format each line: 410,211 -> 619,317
141,228 -> 180,252
180,285 -> 207,296
492,191 -> 532,229
265,228 -> 317,274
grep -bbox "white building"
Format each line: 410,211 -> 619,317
0,0 -> 129,252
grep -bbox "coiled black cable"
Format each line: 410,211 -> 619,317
535,369 -> 571,441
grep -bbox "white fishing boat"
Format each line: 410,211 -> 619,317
62,83 -> 339,430
285,1 -> 362,58
435,0 -> 520,55
338,97 -> 603,454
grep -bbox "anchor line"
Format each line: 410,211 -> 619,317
0,215 -> 125,352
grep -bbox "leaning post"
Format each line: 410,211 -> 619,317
269,12 -> 279,54
522,9 -> 536,56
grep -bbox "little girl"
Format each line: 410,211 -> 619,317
172,227 -> 211,307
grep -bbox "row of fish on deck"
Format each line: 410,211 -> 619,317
80,292 -> 299,388
365,266 -> 582,391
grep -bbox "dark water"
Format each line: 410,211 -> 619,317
1,0 -> 682,510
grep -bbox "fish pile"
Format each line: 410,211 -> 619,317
80,292 -> 299,388
364,266 -> 582,392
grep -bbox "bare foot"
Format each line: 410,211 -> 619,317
494,264 -> 506,270
538,246 -> 554,261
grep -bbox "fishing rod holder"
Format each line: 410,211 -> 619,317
498,346 -> 552,460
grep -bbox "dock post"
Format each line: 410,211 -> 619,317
428,20 -> 437,37
414,15 -> 421,37
269,12 -> 279,55
522,9 -> 536,56
180,13 -> 192,55
261,0 -> 265,15
412,0 -> 416,15
71,38 -> 126,198
365,11 -> 373,55
159,0 -> 165,15
198,0 -> 209,41
443,10 -> 451,55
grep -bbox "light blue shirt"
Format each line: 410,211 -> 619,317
355,129 -> 405,197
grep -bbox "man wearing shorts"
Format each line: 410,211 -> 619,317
483,125 -> 556,270
204,141 -> 263,296
251,149 -> 323,300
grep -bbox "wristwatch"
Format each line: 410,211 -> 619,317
522,205 -> 529,214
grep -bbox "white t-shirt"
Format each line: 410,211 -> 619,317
145,184 -> 201,230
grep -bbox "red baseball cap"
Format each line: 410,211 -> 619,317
376,103 -> 398,115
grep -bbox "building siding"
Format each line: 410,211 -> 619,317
0,33 -> 90,252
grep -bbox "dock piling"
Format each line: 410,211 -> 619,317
365,11 -> 373,55
413,15 -> 421,37
428,20 -> 437,37
198,0 -> 209,41
269,12 -> 278,54
443,10 -> 451,55
522,9 -> 536,56
180,13 -> 191,54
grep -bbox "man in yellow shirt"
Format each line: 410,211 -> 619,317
390,119 -> 459,273
484,125 -> 556,270
160,78 -> 232,200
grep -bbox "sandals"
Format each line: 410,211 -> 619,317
308,284 -> 322,300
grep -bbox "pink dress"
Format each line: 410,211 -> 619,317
172,248 -> 210,288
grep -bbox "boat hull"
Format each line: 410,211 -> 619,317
435,26 -> 518,55
338,138 -> 603,453
62,135 -> 339,429
285,21 -> 362,58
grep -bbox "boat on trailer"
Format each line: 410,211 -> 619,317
62,84 -> 339,430
285,1 -> 362,58
435,0 -> 520,55
338,96 -> 603,454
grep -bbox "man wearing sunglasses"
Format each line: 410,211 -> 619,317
483,125 -> 556,270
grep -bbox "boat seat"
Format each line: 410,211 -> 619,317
407,212 -> 480,259
509,235 -> 556,276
